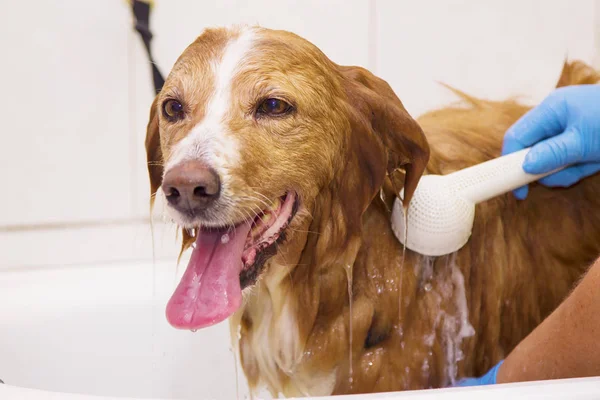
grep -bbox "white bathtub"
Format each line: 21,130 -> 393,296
1,260 -> 599,400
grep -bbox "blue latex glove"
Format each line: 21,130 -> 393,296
502,85 -> 600,199
455,360 -> 504,387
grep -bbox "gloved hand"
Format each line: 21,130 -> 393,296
502,85 -> 600,199
454,360 -> 503,387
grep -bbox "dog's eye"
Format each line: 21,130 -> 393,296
257,98 -> 293,117
162,99 -> 184,121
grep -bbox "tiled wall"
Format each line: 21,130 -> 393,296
1,0 -> 598,268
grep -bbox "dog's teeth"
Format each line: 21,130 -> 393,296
262,213 -> 272,224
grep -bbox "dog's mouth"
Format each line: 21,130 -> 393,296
240,192 -> 299,288
166,191 -> 298,331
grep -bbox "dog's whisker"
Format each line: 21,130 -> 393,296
242,188 -> 277,206
242,193 -> 272,211
287,228 -> 320,235
237,208 -> 255,228
247,204 -> 265,221
248,189 -> 273,205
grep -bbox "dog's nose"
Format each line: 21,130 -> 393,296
162,161 -> 221,213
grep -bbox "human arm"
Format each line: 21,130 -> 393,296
495,256 -> 600,383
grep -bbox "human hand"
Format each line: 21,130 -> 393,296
454,360 -> 503,387
502,85 -> 600,199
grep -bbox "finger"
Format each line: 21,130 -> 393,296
522,128 -> 583,175
513,185 -> 529,200
455,377 -> 481,387
537,162 -> 600,188
502,92 -> 566,156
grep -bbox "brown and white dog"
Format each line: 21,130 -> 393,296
145,25 -> 600,397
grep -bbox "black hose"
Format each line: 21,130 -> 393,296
131,0 -> 165,94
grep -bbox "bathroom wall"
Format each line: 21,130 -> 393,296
0,0 -> 598,269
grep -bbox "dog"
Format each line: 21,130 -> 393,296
145,25 -> 600,397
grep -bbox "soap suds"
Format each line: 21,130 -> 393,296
416,253 -> 475,386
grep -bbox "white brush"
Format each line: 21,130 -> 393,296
391,148 -> 564,256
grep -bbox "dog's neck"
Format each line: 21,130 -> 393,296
232,185 -> 449,396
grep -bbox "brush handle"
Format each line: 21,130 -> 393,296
446,148 -> 564,204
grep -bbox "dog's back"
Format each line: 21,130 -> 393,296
323,60 -> 600,394
416,60 -> 600,381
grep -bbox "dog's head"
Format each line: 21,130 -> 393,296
145,26 -> 429,330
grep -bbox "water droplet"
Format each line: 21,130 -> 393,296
368,361 -> 373,367
186,228 -> 196,237
221,233 -> 230,244
423,333 -> 435,346
404,366 -> 410,374
424,283 -> 432,292
190,329 -> 197,333
400,341 -> 405,349
344,264 -> 354,386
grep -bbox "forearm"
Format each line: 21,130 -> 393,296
496,256 -> 600,383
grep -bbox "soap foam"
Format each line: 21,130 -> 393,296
416,253 -> 475,386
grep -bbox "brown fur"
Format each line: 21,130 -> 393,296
145,27 -> 600,397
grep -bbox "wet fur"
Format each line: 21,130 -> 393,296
234,60 -> 600,397
144,27 -> 600,397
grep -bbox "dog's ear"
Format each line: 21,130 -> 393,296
340,66 -> 430,211
145,96 -> 163,207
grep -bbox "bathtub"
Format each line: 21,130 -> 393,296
1,260 -> 599,400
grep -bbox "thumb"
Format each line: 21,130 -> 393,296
522,128 -> 583,175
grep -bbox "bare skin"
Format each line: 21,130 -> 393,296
497,256 -> 600,383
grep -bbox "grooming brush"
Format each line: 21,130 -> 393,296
391,148 -> 564,256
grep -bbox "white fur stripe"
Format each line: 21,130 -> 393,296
163,28 -> 257,226
166,27 -> 257,171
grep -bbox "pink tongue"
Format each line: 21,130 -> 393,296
166,222 -> 252,330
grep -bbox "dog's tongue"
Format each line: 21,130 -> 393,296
166,222 -> 251,330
